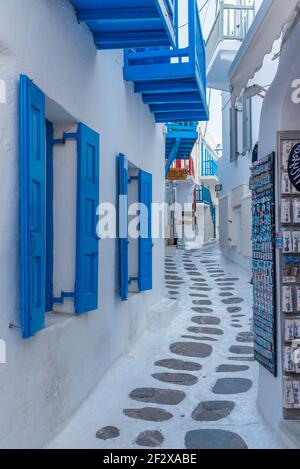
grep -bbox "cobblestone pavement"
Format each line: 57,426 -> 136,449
47,244 -> 282,449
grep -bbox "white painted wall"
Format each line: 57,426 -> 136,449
256,19 -> 300,444
218,37 -> 280,269
0,0 -> 166,448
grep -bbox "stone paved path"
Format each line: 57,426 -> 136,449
47,244 -> 282,449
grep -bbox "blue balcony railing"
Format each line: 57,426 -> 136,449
70,0 -> 178,49
202,158 -> 219,178
124,0 -> 209,123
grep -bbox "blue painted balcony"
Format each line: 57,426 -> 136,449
166,122 -> 198,159
201,142 -> 218,178
202,158 -> 219,178
124,0 -> 209,123
165,122 -> 198,177
70,0 -> 177,49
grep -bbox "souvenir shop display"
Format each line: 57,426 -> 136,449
278,133 -> 300,414
250,153 -> 277,375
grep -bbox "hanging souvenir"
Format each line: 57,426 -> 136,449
284,378 -> 295,408
293,232 -> 300,253
283,231 -> 293,253
282,172 -> 291,194
294,199 -> 300,224
285,320 -> 295,341
283,286 -> 293,313
293,381 -> 300,408
284,346 -> 295,372
294,319 -> 300,338
281,199 -> 291,224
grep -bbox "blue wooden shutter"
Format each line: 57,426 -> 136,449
75,123 -> 100,314
118,154 -> 129,301
20,75 -> 46,338
45,120 -> 54,312
139,170 -> 153,292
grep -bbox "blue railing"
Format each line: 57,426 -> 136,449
202,158 -> 218,177
193,0 -> 207,97
167,122 -> 198,134
197,185 -> 210,204
123,0 -> 209,123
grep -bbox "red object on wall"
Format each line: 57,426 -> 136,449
189,157 -> 195,178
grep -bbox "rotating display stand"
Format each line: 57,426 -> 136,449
277,132 -> 300,417
251,153 -> 277,376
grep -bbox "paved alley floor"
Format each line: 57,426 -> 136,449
47,244 -> 282,449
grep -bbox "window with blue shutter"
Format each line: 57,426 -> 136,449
139,170 -> 153,292
75,123 -> 100,314
230,107 -> 238,162
118,154 -> 129,301
20,75 -> 46,338
242,94 -> 252,154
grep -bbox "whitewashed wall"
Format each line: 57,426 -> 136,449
218,38 -> 280,270
0,0 -> 165,448
257,20 -> 300,445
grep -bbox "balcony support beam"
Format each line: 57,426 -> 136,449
165,139 -> 180,178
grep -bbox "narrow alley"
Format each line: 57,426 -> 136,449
47,244 -> 281,450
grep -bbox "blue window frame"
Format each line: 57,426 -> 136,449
117,156 -> 153,299
75,124 -> 100,314
20,76 -> 100,337
20,75 -> 46,339
139,170 -> 153,292
117,154 -> 129,301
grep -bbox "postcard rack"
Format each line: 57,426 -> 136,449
277,133 -> 300,416
251,153 -> 277,376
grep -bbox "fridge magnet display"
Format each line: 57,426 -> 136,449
279,133 -> 300,416
250,153 -> 277,376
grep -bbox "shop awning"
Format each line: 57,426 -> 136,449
229,0 -> 300,104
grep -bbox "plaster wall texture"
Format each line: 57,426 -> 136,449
218,37 -> 280,269
0,0 -> 165,448
256,19 -> 300,443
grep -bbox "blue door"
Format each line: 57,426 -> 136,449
75,123 -> 100,314
118,154 -> 129,301
20,75 -> 46,338
139,170 -> 153,292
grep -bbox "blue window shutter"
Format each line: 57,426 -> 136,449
45,120 -> 54,312
117,154 -> 129,301
20,75 -> 46,338
75,123 -> 100,314
139,170 -> 153,292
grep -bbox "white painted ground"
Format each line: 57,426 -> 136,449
46,245 -> 282,449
